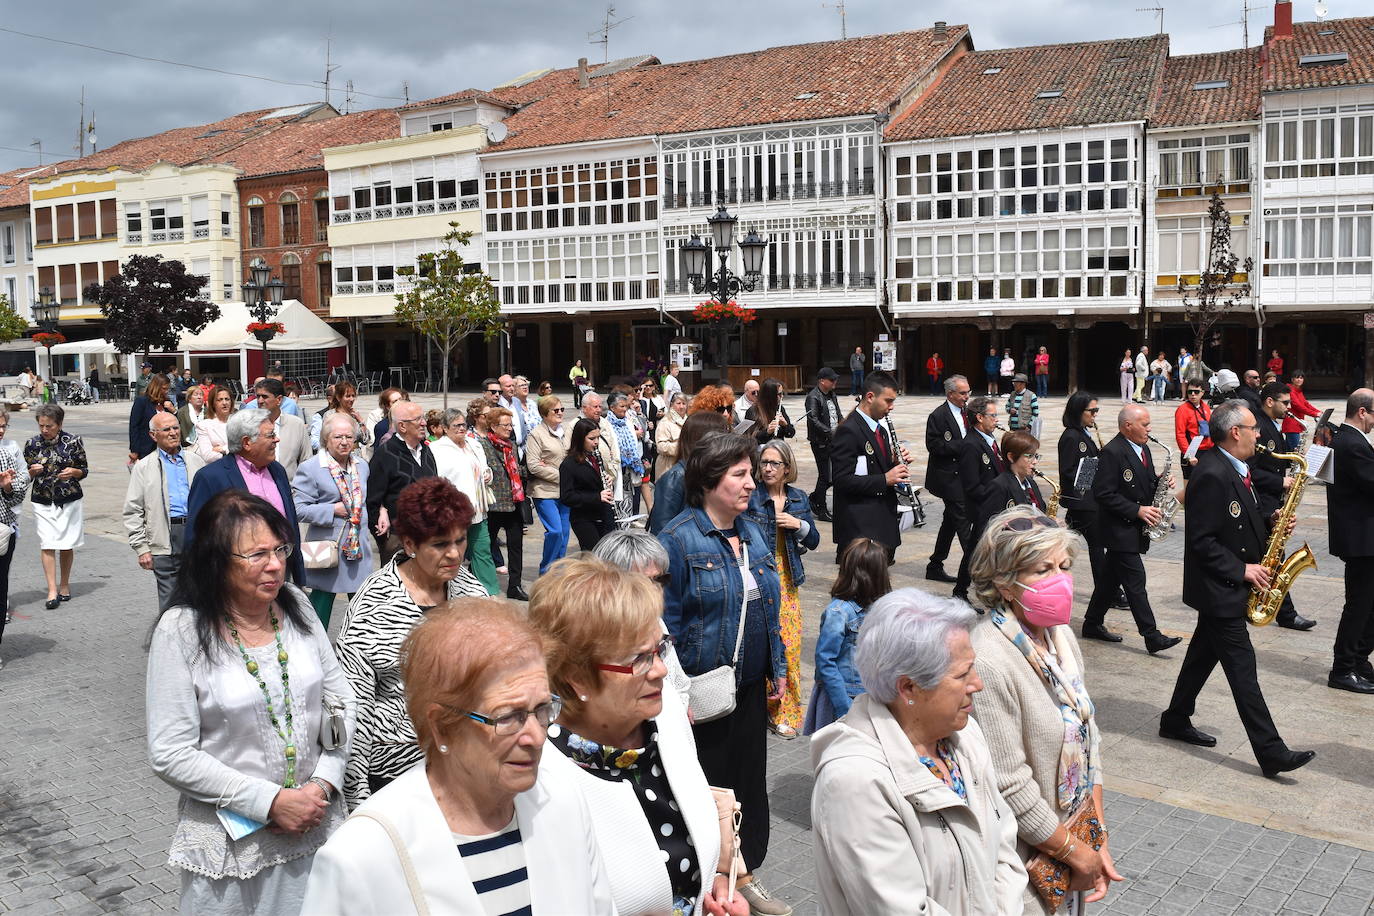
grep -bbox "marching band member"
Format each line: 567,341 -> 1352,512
1326,389 -> 1374,695
1248,382 -> 1315,631
953,396 -> 1003,602
923,375 -> 972,587
830,371 -> 910,565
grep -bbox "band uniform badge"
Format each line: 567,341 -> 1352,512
1006,499 -> 1016,509
865,442 -> 874,456
1229,500 -> 1242,518
982,452 -> 991,466
1267,439 -> 1276,450
944,431 -> 952,441
1079,441 -> 1087,453
1123,468 -> 1134,482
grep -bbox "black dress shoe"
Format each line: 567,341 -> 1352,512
506,586 -> 529,602
1158,723 -> 1217,747
813,507 -> 833,523
1261,749 -> 1316,779
57,593 -> 72,603
1111,598 -> 1132,610
925,566 -> 958,584
1081,623 -> 1123,643
1146,634 -> 1183,655
952,589 -> 969,603
1276,615 -> 1316,631
44,598 -> 60,610
1328,671 -> 1374,694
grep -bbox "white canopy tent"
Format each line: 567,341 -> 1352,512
177,301 -> 347,352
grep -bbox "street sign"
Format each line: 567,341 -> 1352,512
585,329 -> 595,342
778,321 -> 788,336
1364,312 -> 1374,330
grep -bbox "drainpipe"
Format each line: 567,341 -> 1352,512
873,112 -> 893,339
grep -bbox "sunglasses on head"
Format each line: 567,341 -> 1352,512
1002,515 -> 1060,532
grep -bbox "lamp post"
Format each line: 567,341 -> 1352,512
32,286 -> 62,386
680,205 -> 767,382
243,263 -> 286,368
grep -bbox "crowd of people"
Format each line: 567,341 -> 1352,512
0,344 -> 1363,914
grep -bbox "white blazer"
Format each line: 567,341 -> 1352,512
301,760 -> 614,915
542,684 -> 720,915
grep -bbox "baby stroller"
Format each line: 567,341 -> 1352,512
64,380 -> 94,405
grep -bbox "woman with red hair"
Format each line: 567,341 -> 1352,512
333,477 -> 488,810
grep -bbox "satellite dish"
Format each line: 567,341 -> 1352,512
486,122 -> 508,144
1315,0 -> 1328,19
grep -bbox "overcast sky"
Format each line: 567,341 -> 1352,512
0,0 -> 1315,172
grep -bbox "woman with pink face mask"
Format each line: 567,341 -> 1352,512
966,505 -> 1123,914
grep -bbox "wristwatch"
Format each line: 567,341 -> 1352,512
307,777 -> 335,800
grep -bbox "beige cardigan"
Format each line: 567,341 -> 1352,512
970,618 -> 1105,914
525,421 -> 568,500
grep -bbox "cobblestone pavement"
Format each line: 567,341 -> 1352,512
2,391 -> 1371,914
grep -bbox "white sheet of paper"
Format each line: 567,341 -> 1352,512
1184,435 -> 1204,460
1306,444 -> 1334,484
855,456 -> 868,476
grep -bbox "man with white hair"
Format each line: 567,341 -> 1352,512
735,378 -> 760,423
124,411 -> 205,610
366,398 -> 437,564
579,390 -> 620,473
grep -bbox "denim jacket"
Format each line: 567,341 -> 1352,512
815,598 -> 866,717
657,506 -> 785,685
648,462 -> 684,535
744,485 -> 820,586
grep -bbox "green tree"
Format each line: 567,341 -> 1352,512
0,294 -> 28,343
1178,191 -> 1254,374
83,254 -> 216,360
395,223 -> 502,408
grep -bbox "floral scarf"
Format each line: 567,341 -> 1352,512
321,451 -> 363,561
989,608 -> 1099,812
610,414 -> 643,475
486,431 -> 525,502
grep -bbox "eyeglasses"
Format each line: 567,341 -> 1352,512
1187,390 -> 1203,396
328,434 -> 357,442
231,543 -> 294,566
450,696 -> 563,736
551,408 -> 565,414
1002,516 -> 1059,532
1237,423 -> 1258,431
759,459 -> 785,469
1086,407 -> 1100,414
596,636 -> 674,676
650,571 -> 671,587
716,406 -> 732,414
448,423 -> 469,431
486,388 -> 501,395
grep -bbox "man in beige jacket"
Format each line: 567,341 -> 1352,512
123,413 -> 205,610
254,378 -> 311,478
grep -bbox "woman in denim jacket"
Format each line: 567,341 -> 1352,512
657,431 -> 788,914
746,439 -> 818,739
804,537 -> 892,735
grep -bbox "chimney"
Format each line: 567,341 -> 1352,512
1274,0 -> 1293,40
578,57 -> 590,88
934,20 -> 948,37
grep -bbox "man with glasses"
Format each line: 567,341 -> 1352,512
185,408 -> 304,582
1237,368 -> 1264,414
253,378 -> 311,478
124,413 -> 206,610
1327,389 -> 1374,694
1174,383 -> 1213,481
1083,404 -> 1181,654
481,378 -> 502,407
365,400 -> 437,564
1161,400 -> 1317,778
735,378 -> 760,422
1249,382 -> 1316,631
953,396 -> 1004,599
579,391 -> 620,477
924,374 -> 971,586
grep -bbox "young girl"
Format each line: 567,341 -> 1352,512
803,537 -> 892,734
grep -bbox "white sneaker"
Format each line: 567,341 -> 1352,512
738,879 -> 792,916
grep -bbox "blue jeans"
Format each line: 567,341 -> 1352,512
1152,376 -> 1167,401
851,370 -> 864,396
1284,432 -> 1302,452
1035,374 -> 1048,398
534,497 -> 571,575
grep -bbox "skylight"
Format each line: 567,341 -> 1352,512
1317,29 -> 1336,36
1193,80 -> 1230,90
794,91 -> 818,100
1036,90 -> 1064,99
1299,52 -> 1349,67
983,67 -> 1003,75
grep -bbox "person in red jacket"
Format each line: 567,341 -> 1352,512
1282,369 -> 1321,451
1266,349 -> 1284,379
1174,383 -> 1213,480
925,352 -> 944,396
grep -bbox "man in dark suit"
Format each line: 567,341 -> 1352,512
804,367 -> 843,521
185,408 -> 304,583
1236,368 -> 1263,414
830,370 -> 910,564
924,374 -> 971,584
1160,400 -> 1317,777
1326,389 -> 1374,694
1249,381 -> 1316,631
366,399 -> 437,565
952,395 -> 1003,601
973,431 -> 1046,534
1082,404 -> 1181,653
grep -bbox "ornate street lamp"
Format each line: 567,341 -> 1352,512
244,266 -> 288,364
681,205 -> 767,383
31,286 -> 65,378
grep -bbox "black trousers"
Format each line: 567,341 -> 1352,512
809,442 -> 832,509
1334,556 -> 1374,675
929,495 -> 971,570
487,507 -> 525,591
0,533 -> 15,646
1084,550 -> 1160,637
693,678 -> 770,872
1163,614 -> 1286,764
570,509 -> 613,552
1067,509 -> 1109,603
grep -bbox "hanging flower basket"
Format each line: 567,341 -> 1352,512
692,300 -> 756,325
32,331 -> 66,348
247,321 -> 285,343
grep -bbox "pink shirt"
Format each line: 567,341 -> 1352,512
235,456 -> 285,516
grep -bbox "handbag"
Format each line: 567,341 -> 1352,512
350,810 -> 430,915
687,542 -> 749,724
710,786 -> 744,904
1025,803 -> 1108,912
302,539 -> 340,570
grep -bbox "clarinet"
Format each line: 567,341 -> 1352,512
884,417 -> 918,509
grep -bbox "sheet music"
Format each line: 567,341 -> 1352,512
1073,457 -> 1099,493
1305,444 -> 1334,484
1184,435 -> 1204,461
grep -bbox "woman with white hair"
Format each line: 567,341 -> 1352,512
811,587 -> 1027,914
968,505 -> 1121,913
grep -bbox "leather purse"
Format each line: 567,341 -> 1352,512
1026,805 -> 1107,911
301,539 -> 341,570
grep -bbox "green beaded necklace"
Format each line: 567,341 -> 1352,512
227,608 -> 297,788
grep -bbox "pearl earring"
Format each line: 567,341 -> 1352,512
907,699 -> 914,706
579,694 -> 588,701
438,744 -> 448,754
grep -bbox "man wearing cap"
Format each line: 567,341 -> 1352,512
804,367 -> 842,521
1006,372 -> 1040,434
134,363 -> 154,398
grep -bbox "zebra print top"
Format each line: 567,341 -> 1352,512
335,553 -> 488,810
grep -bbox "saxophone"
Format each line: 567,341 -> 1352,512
1246,447 -> 1318,626
1033,470 -> 1061,518
1144,435 -> 1179,541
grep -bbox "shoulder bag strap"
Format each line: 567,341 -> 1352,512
350,810 -> 431,916
730,541 -> 750,666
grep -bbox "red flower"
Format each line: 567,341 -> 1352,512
246,321 -> 286,335
32,331 -> 67,347
692,300 -> 756,325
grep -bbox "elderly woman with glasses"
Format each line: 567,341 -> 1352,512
969,505 -> 1122,912
745,439 -> 818,740
430,407 -> 498,596
606,390 -> 648,517
525,394 -> 572,574
334,477 -> 489,810
811,587 -> 1026,914
302,599 -> 613,914
291,412 -> 372,628
147,490 -> 356,915
974,430 -> 1047,537
529,557 -> 749,916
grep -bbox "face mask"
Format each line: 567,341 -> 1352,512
1015,572 -> 1074,627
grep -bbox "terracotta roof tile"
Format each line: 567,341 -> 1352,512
1263,15 -> 1374,92
214,109 -> 400,177
886,35 -> 1169,141
488,28 -> 969,152
401,88 -> 514,111
1152,47 -> 1262,128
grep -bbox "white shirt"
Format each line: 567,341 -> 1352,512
735,394 -> 755,417
663,373 -> 682,399
946,399 -> 967,435
999,358 -> 1014,377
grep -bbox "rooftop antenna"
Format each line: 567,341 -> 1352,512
402,80 -> 410,104
344,80 -> 355,115
587,5 -> 631,64
323,35 -> 340,108
1209,1 -> 1256,47
75,85 -> 85,157
822,0 -> 848,40
1136,5 -> 1165,34
31,138 -> 43,166
1314,0 -> 1328,21
87,111 -> 97,153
